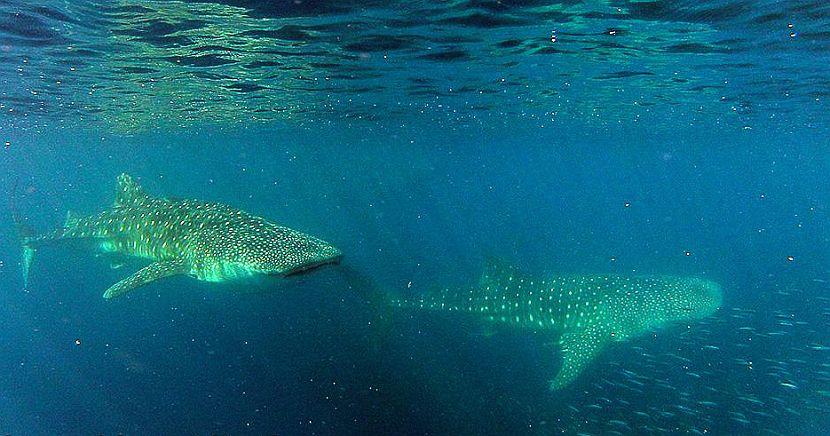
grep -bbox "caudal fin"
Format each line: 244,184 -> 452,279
338,265 -> 394,351
21,244 -> 35,289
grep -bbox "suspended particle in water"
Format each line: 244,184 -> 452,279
684,251 -> 692,256
3,141 -> 9,148
624,201 -> 631,208
786,256 -> 794,262
74,339 -> 81,346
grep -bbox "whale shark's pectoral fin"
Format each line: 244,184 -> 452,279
550,325 -> 609,390
103,259 -> 189,299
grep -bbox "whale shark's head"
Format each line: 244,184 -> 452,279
666,277 -> 723,321
253,231 -> 342,276
213,226 -> 342,278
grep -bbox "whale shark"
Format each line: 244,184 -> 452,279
392,260 -> 723,389
16,173 -> 342,299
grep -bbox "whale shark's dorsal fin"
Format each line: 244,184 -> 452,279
479,257 -> 527,290
64,210 -> 80,229
114,173 -> 152,207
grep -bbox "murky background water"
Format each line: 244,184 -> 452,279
1,1 -> 829,434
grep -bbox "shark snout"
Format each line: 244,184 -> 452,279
282,244 -> 343,276
283,252 -> 342,276
707,281 -> 724,308
694,278 -> 723,314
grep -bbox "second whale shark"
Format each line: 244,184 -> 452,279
16,173 -> 342,299
392,259 -> 722,390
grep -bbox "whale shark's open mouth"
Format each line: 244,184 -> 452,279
283,255 -> 343,277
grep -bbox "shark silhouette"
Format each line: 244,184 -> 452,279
392,260 -> 723,390
17,173 -> 342,298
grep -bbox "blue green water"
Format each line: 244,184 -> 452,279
1,1 -> 830,434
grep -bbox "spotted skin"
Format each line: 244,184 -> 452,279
22,173 -> 342,298
392,260 -> 723,390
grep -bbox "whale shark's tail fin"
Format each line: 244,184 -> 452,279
9,178 -> 35,289
20,243 -> 35,289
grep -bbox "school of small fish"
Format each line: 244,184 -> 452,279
523,279 -> 830,435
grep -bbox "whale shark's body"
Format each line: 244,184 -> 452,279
392,260 -> 722,389
18,173 -> 342,298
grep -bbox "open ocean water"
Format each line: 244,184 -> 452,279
1,1 -> 829,435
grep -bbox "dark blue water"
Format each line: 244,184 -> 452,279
1,1 -> 830,435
